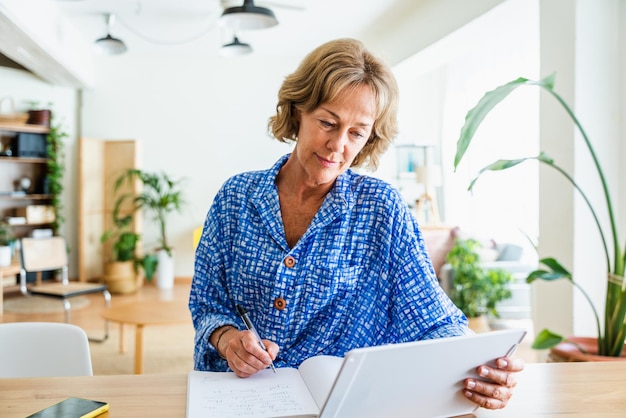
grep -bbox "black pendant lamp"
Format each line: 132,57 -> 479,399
220,36 -> 253,56
94,13 -> 127,55
220,0 -> 278,30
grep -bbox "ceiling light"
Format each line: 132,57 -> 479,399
220,36 -> 253,56
94,13 -> 128,55
220,0 -> 278,30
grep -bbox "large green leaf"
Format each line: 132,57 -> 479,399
526,270 -> 570,283
539,257 -> 571,275
531,328 -> 565,349
526,258 -> 572,283
454,74 -> 555,170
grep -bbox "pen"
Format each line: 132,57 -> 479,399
236,304 -> 276,373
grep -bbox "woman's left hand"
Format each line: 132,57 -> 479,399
463,356 -> 525,410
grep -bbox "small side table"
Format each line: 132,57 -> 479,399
100,300 -> 190,374
0,261 -> 21,316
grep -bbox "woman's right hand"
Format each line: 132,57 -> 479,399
214,327 -> 279,377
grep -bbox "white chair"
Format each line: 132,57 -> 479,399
0,322 -> 93,377
19,236 -> 111,342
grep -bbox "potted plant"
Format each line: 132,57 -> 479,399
454,73 -> 626,358
0,221 -> 15,267
100,197 -> 141,294
113,169 -> 186,289
25,101 -> 52,127
446,238 -> 513,332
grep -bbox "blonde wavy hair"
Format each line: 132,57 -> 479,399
268,38 -> 399,170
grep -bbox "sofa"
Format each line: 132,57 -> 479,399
421,226 -> 537,320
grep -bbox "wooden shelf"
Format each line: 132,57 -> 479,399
0,123 -> 51,241
9,223 -> 53,227
0,156 -> 48,164
0,122 -> 49,134
0,194 -> 52,200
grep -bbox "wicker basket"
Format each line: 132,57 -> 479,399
0,96 -> 29,125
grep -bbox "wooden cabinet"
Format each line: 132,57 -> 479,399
79,138 -> 141,282
0,123 -> 53,239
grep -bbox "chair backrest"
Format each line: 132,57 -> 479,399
0,322 -> 93,377
20,236 -> 68,272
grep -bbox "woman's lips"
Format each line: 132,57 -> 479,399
317,154 -> 339,167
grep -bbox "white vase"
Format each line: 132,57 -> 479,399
0,246 -> 11,267
156,249 -> 175,289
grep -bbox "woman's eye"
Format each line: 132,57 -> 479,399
320,120 -> 334,128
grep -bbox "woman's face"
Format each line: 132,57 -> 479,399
292,84 -> 375,187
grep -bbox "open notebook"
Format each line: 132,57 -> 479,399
187,328 -> 526,418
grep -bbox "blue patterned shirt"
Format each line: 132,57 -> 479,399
190,154 -> 470,371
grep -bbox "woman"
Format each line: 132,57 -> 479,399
190,38 -> 522,410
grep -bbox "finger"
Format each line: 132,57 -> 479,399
263,340 -> 280,360
463,385 -> 509,410
464,377 -> 513,409
496,356 -> 525,372
476,365 -> 517,388
240,332 -> 274,365
225,332 -> 272,377
229,350 -> 266,377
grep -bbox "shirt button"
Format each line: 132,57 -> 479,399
284,256 -> 296,268
273,297 -> 287,310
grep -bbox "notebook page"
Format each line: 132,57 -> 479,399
297,355 -> 344,408
186,369 -> 319,418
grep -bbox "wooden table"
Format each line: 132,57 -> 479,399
100,300 -> 191,374
0,374 -> 187,417
1,362 -> 626,416
0,261 -> 21,316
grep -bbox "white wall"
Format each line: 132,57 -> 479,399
394,0 -> 540,244
79,51 -> 296,278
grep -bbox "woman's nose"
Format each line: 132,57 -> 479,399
326,130 -> 349,152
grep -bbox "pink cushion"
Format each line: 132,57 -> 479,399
421,226 -> 455,278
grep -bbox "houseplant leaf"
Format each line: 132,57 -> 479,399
531,329 -> 565,349
454,73 -> 555,170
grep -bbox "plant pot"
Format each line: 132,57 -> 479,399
549,336 -> 626,362
26,109 -> 51,127
467,315 -> 491,333
103,261 -> 137,294
156,249 -> 175,289
0,245 -> 11,267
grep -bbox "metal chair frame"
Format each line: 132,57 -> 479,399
19,236 -> 110,342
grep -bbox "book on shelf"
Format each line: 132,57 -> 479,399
186,329 -> 526,418
5,216 -> 26,225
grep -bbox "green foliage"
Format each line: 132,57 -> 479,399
113,169 -> 186,256
531,329 -> 566,350
46,113 -> 67,235
100,192 -> 140,262
138,253 -> 159,282
454,74 -> 626,356
446,238 -> 513,318
0,221 -> 15,246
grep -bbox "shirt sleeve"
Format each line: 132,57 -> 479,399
385,195 -> 472,342
189,185 -> 240,371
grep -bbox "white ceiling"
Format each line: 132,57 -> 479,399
54,0 -> 404,57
